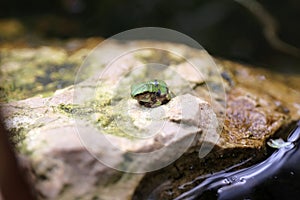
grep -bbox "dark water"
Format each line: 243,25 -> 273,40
175,121 -> 300,200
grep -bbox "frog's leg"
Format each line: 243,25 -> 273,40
139,101 -> 151,108
151,100 -> 163,108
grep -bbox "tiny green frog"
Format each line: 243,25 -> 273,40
131,80 -> 172,108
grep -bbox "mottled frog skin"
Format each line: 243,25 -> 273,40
131,80 -> 172,108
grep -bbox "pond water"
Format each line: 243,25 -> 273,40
175,121 -> 300,200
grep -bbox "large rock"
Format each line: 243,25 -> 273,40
1,39 -> 299,199
1,89 -> 217,199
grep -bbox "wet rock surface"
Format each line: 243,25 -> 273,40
1,39 -> 299,199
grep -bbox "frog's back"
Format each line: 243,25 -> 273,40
131,80 -> 166,97
131,82 -> 151,97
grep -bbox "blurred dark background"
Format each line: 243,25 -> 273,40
0,0 -> 300,73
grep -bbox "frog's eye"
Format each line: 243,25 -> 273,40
154,80 -> 158,87
156,89 -> 161,96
